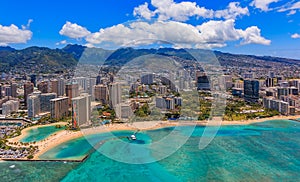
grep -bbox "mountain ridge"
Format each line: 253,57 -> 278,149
0,44 -> 299,73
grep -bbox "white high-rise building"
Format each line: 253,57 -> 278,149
27,94 -> 40,118
120,103 -> 133,119
2,100 -> 19,116
108,83 -> 122,108
72,93 -> 91,127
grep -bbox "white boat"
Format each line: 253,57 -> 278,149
130,134 -> 136,140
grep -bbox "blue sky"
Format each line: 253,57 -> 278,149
0,0 -> 300,59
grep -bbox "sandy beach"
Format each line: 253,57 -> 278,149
5,115 -> 300,160
220,115 -> 300,125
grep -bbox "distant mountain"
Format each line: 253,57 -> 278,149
0,46 -> 15,52
62,44 -> 113,65
104,47 -> 154,66
104,47 -> 196,66
0,45 -> 299,73
105,47 -> 300,68
62,44 -> 86,59
213,51 -> 300,68
0,46 -> 78,73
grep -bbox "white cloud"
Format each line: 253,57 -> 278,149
55,40 -> 67,45
133,0 -> 248,21
85,20 -> 270,49
196,19 -> 241,43
287,10 -> 297,15
133,2 -> 154,20
22,19 -> 33,30
27,19 -> 33,28
250,0 -> 279,11
0,24 -> 32,46
151,0 -> 214,21
291,33 -> 300,39
278,2 -> 300,13
215,2 -> 249,19
239,26 -> 271,45
197,19 -> 270,46
59,21 -> 91,39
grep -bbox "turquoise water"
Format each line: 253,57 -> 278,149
1,119 -> 299,181
20,125 -> 65,143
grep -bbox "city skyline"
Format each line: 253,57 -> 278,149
0,0 -> 299,59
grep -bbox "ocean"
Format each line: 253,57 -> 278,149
1,119 -> 299,182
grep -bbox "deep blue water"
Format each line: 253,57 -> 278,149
1,119 -> 299,182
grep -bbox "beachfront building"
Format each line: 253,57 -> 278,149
50,97 -> 69,120
27,91 -> 57,118
27,94 -> 40,118
263,97 -> 295,115
72,93 -> 91,127
108,83 -> 121,108
120,103 -> 133,119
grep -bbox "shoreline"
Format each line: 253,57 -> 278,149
3,115 -> 300,160
216,115 -> 300,125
